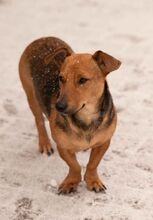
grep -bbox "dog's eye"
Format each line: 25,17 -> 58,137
79,78 -> 89,85
59,75 -> 64,83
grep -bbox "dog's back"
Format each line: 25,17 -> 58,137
19,37 -> 73,116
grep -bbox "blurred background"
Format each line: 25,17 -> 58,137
0,0 -> 153,220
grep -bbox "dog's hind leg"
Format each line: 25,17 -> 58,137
84,140 -> 110,192
19,58 -> 53,156
26,92 -> 53,156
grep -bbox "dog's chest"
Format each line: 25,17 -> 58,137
50,111 -> 117,152
57,129 -> 113,152
51,121 -> 114,152
55,116 -> 95,148
57,130 -> 94,151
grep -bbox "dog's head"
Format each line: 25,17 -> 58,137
56,51 -> 121,115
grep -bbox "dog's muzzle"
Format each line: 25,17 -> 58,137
56,100 -> 85,116
56,99 -> 68,113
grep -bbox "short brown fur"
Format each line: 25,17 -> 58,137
19,37 -> 121,193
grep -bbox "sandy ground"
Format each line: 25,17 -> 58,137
0,0 -> 153,219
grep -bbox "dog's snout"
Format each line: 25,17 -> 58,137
56,98 -> 68,113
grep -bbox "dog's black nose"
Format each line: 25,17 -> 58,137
56,99 -> 68,113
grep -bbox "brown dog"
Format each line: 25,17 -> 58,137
19,37 -> 121,194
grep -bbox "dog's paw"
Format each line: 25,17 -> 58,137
39,138 -> 54,156
58,176 -> 81,194
85,175 -> 106,193
58,182 -> 78,194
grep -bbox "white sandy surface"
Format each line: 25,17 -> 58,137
0,0 -> 153,219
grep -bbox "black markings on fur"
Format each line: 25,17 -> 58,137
71,81 -> 115,132
99,81 -> 115,128
56,115 -> 71,133
85,134 -> 92,142
27,37 -> 73,116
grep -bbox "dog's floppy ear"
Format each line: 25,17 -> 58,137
93,50 -> 121,75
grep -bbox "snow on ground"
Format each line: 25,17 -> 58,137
0,0 -> 153,219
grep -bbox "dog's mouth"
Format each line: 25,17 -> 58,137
73,104 -> 85,115
60,104 -> 85,116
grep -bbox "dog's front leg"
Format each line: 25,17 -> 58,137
84,140 -> 110,192
57,146 -> 81,194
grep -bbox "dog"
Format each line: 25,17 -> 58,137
19,37 -> 121,194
